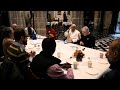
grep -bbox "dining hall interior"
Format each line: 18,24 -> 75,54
0,11 -> 120,80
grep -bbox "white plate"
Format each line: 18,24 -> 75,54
97,59 -> 109,64
86,68 -> 99,75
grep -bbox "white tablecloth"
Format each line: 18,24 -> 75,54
25,35 -> 110,79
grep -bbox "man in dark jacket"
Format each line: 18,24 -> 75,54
100,39 -> 120,79
77,26 -> 95,48
30,38 -> 74,79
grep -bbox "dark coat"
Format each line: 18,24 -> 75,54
30,51 -> 61,79
100,60 -> 120,80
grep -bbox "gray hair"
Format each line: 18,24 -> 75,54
82,26 -> 89,32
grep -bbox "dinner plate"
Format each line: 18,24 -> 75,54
97,59 -> 109,64
86,68 -> 99,75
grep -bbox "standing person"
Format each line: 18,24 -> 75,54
77,26 -> 95,48
64,24 -> 81,44
24,23 -> 36,38
100,39 -> 120,79
30,38 -> 74,79
63,11 -> 68,22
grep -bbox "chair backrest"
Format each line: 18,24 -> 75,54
25,67 -> 41,80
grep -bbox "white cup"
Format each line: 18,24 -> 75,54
100,53 -> 104,58
57,52 -> 61,58
73,62 -> 78,69
88,60 -> 92,68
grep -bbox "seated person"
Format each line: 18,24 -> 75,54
64,24 -> 81,43
46,25 -> 58,40
24,23 -> 36,38
2,28 -> 34,80
2,27 -> 14,61
11,23 -> 18,31
100,39 -> 120,79
77,26 -> 95,48
30,38 -> 74,79
0,25 -> 7,59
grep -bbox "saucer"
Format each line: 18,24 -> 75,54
86,68 -> 99,75
97,59 -> 109,64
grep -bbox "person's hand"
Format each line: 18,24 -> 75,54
29,51 -> 36,57
80,41 -> 84,46
69,38 -> 73,43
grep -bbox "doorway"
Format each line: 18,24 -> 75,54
0,11 -> 10,27
84,11 -> 94,32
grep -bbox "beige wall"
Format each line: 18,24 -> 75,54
9,11 -> 47,36
104,11 -> 112,28
71,11 -> 84,31
9,11 -> 26,28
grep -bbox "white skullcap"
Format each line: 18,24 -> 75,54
71,24 -> 76,27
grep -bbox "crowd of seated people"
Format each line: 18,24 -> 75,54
0,28 -> 33,80
0,24 -> 74,80
2,21 -> 120,80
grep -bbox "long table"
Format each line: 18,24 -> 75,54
25,35 -> 110,79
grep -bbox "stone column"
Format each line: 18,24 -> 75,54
49,11 -> 54,21
8,11 -> 26,28
71,11 -> 84,31
93,11 -> 101,31
33,11 -> 47,36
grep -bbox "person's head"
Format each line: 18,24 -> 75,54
27,23 -> 31,27
81,26 -> 90,36
14,28 -> 27,45
70,24 -> 76,32
11,23 -> 17,30
106,39 -> 120,64
42,38 -> 56,55
46,25 -> 51,29
3,27 -> 14,39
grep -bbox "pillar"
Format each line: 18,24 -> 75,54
71,11 -> 84,31
33,11 -> 47,36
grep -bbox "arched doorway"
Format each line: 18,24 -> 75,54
109,11 -> 119,34
0,11 -> 10,26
